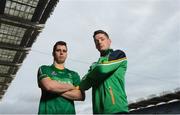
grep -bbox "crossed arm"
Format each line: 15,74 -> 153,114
39,77 -> 85,101
61,87 -> 85,101
80,58 -> 127,91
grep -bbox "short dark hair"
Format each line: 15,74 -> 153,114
53,41 -> 67,55
93,30 -> 109,39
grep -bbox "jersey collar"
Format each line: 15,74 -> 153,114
51,64 -> 66,72
100,49 -> 113,57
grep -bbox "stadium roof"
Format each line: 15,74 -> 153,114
129,87 -> 180,111
0,0 -> 59,100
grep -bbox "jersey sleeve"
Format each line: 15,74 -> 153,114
79,63 -> 97,91
95,50 -> 127,77
72,71 -> 81,86
79,50 -> 127,90
37,65 -> 50,86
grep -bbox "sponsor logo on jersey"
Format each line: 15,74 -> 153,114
67,73 -> 73,78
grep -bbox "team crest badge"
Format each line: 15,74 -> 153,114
68,73 -> 73,78
51,71 -> 57,76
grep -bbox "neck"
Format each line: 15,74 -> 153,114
54,62 -> 65,70
100,48 -> 112,57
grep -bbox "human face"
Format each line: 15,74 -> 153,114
53,45 -> 67,64
94,33 -> 111,52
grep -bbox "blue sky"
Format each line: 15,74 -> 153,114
0,0 -> 179,114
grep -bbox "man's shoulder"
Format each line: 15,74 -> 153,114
39,65 -> 51,69
37,65 -> 52,78
109,49 -> 126,61
38,65 -> 52,73
67,69 -> 80,79
66,68 -> 79,76
111,49 -> 126,55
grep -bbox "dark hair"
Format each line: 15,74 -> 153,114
53,41 -> 67,55
93,30 -> 109,39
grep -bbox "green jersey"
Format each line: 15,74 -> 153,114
80,49 -> 128,114
37,64 -> 80,114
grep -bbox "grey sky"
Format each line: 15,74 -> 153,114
0,0 -> 179,114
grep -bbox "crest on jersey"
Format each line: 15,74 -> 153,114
51,71 -> 57,76
67,73 -> 73,78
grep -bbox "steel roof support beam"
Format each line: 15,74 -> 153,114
31,0 -> 50,22
0,14 -> 44,29
40,0 -> 59,23
0,0 -> 6,14
0,43 -> 30,51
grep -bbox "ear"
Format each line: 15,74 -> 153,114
52,52 -> 54,57
109,38 -> 112,44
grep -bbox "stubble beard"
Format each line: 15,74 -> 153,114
54,57 -> 66,64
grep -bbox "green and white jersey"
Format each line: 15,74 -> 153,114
37,64 -> 80,114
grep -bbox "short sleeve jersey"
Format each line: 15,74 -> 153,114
37,64 -> 80,114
